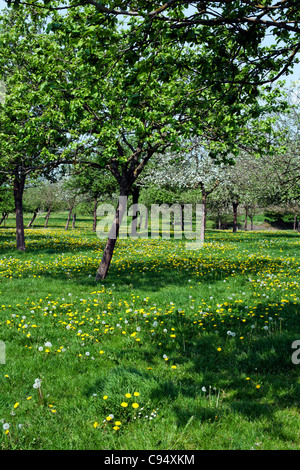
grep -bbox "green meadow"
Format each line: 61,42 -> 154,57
0,213 -> 299,450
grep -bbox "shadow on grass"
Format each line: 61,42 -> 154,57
84,300 -> 299,432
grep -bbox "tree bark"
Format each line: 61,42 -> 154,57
27,207 -> 39,228
93,197 -> 98,232
95,188 -> 128,281
244,206 -> 248,231
44,207 -> 52,228
130,186 -> 140,236
13,173 -> 26,251
293,214 -> 297,231
200,190 -> 207,242
72,213 -> 76,229
218,213 -> 222,230
65,207 -> 72,230
0,212 -> 8,227
232,200 -> 239,233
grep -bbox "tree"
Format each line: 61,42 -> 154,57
142,142 -> 231,240
0,6 -> 79,249
65,167 -> 118,232
28,5 -> 279,281
7,1 -> 300,88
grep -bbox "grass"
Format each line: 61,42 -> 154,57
0,212 -> 299,450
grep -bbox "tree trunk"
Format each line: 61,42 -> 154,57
130,186 -> 140,236
293,214 -> 297,231
244,207 -> 248,231
72,213 -> 76,229
218,214 -> 222,230
93,197 -> 98,232
0,212 -> 8,227
200,190 -> 207,242
65,207 -> 72,230
95,189 -> 128,281
27,207 -> 39,228
250,215 -> 254,231
44,207 -> 52,228
13,173 -> 26,251
232,201 -> 238,233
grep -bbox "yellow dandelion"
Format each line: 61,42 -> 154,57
125,393 -> 132,398
121,402 -> 128,408
132,403 -> 139,409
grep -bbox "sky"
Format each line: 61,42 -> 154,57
0,0 -> 299,89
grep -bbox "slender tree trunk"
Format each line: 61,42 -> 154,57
72,213 -> 76,229
93,197 -> 98,232
95,188 -> 128,281
44,207 -> 52,228
65,207 -> 72,230
13,173 -> 26,251
250,215 -> 254,230
0,212 -> 8,227
200,190 -> 207,242
293,214 -> 297,231
232,201 -> 239,233
27,207 -> 39,228
244,206 -> 248,231
130,186 -> 140,236
218,213 -> 222,230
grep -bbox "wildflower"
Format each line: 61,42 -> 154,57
103,395 -> 108,400
3,423 -> 9,431
115,421 -> 121,426
13,402 -> 19,409
125,393 -> 131,398
217,347 -> 222,351
256,384 -> 261,389
121,402 -> 128,407
133,392 -> 140,397
132,403 -> 139,409
33,378 -> 42,389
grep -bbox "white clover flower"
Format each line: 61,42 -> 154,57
38,346 -> 43,351
44,342 -> 52,348
3,423 -> 9,430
